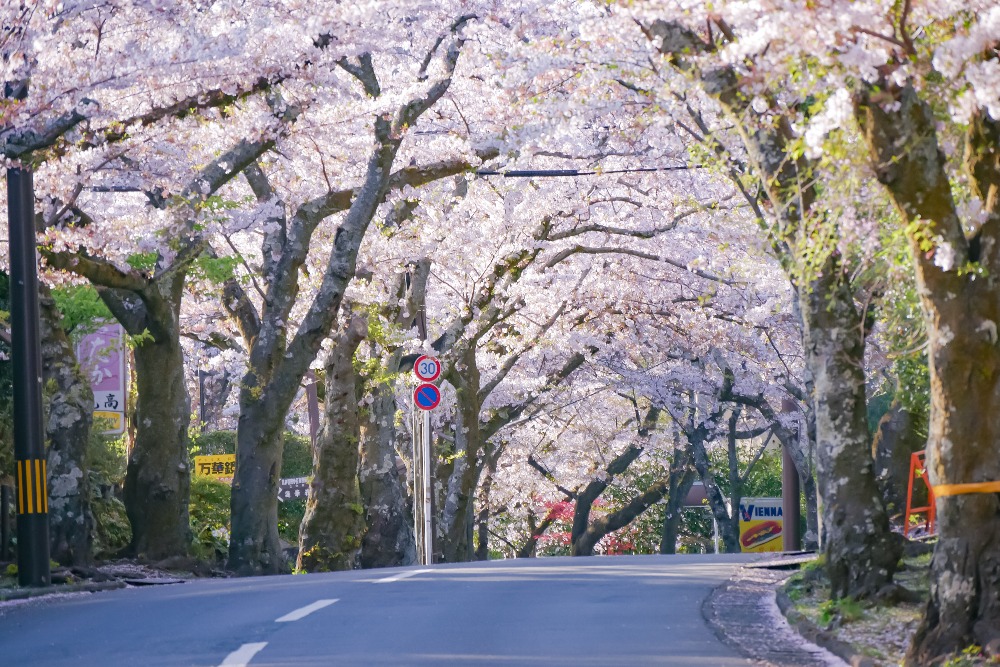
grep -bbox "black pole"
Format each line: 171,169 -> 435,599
8,167 -> 51,586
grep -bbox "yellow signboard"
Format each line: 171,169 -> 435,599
94,411 -> 123,432
194,454 -> 236,483
738,497 -> 784,552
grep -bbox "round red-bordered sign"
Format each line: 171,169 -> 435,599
413,355 -> 441,382
413,383 -> 441,411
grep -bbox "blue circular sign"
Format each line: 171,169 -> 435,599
414,383 -> 441,411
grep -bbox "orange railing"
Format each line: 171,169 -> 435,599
904,450 -> 936,538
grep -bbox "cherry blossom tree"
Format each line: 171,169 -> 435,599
639,15 -> 900,598
629,1 -> 1000,659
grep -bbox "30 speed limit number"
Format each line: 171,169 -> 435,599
413,355 -> 441,382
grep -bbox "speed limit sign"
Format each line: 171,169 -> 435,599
413,355 -> 441,382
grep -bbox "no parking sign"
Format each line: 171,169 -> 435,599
413,383 -> 441,411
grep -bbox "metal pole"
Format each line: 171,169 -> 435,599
422,409 -> 432,565
411,406 -> 423,564
198,369 -> 207,433
8,167 -> 51,586
781,398 -> 802,551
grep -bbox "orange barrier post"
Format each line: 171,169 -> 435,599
904,451 -> 936,538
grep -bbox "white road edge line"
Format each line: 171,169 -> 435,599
275,598 -> 339,622
373,568 -> 433,584
219,642 -> 268,667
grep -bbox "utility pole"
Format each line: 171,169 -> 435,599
7,165 -> 52,586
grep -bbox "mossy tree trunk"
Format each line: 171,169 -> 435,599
857,85 -> 1000,663
872,398 -> 926,517
440,345 -> 483,563
659,470 -> 695,554
797,266 -> 900,597
102,279 -> 192,560
358,259 -> 428,569
39,285 -> 94,566
297,315 -> 367,572
358,373 -> 417,568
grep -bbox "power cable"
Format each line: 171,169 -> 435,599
475,165 -> 701,178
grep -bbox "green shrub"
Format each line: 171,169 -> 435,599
92,495 -> 131,557
88,433 -> 128,488
189,476 -> 232,561
278,432 -> 311,544
189,430 -> 237,457
280,432 -> 312,477
187,431 -> 313,553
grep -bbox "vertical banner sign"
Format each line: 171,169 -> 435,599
738,497 -> 784,552
77,323 -> 127,435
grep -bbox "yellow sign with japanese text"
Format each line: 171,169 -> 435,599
194,454 -> 236,483
93,411 -> 123,432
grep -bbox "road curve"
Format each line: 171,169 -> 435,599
0,554 -> 755,666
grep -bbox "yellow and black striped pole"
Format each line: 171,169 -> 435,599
8,162 -> 51,587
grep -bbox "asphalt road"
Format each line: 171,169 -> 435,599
0,554 -> 756,666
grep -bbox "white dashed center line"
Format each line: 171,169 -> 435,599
275,598 -> 339,622
372,568 -> 433,583
219,642 -> 268,667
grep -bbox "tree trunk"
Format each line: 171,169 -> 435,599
724,409 -> 743,553
357,260 -> 429,569
474,460 -> 495,561
575,478 -> 669,556
297,316 -> 367,572
358,375 -> 417,568
688,426 -> 741,553
758,395 -> 821,550
798,265 -> 900,597
872,398 -> 926,517
474,445 -> 502,561
570,445 -> 644,554
857,86 -> 1000,662
517,506 -> 558,558
571,405 -> 660,556
228,29 -> 469,575
440,345 -> 483,563
230,381 -> 287,574
39,286 -> 94,566
659,468 -> 695,554
114,282 -> 192,560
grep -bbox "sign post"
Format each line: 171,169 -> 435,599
411,356 -> 441,566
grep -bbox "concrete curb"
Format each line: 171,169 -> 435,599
774,588 -> 877,667
0,580 -> 126,602
704,565 -> 847,666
